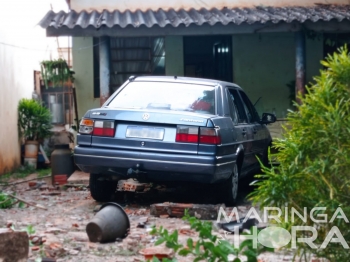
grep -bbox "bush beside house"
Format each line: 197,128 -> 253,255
250,46 -> 350,261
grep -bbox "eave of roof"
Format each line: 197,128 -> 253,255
39,4 -> 350,29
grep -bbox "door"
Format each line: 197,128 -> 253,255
184,36 -> 232,82
238,90 -> 267,165
226,88 -> 255,173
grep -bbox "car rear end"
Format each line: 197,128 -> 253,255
74,77 -> 235,183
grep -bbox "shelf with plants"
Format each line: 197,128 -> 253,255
40,59 -> 75,88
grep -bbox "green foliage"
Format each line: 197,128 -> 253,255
150,211 -> 272,262
249,46 -> 350,261
18,99 -> 52,141
0,192 -> 25,209
40,59 -> 74,88
0,166 -> 50,183
0,192 -> 15,208
24,224 -> 36,235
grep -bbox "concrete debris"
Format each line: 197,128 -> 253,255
45,227 -> 67,234
139,246 -> 174,260
30,235 -> 45,245
41,257 -> 57,262
41,192 -> 61,196
45,242 -> 66,258
136,216 -> 149,228
67,171 -> 89,185
0,228 -> 29,262
28,181 -> 46,189
117,179 -> 148,192
69,249 -> 80,255
179,226 -> 196,236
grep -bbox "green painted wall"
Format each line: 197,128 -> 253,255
165,36 -> 184,76
232,33 -> 323,119
72,34 -> 323,120
72,37 -> 99,118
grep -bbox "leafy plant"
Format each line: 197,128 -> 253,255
150,211 -> 272,262
18,99 -> 52,141
0,192 -> 15,208
249,45 -> 350,261
40,58 -> 74,88
0,192 -> 25,209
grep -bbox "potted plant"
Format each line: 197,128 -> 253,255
18,98 -> 52,168
40,59 -> 74,88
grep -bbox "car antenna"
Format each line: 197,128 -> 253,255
253,96 -> 262,106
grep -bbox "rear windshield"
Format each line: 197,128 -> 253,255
108,81 -> 216,115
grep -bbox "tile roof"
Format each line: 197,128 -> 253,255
39,5 -> 350,29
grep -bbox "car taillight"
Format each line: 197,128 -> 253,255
79,118 -> 94,134
78,118 -> 115,137
93,120 -> 115,137
199,127 -> 221,145
176,126 -> 199,143
175,126 -> 221,145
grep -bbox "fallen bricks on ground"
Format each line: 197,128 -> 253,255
150,202 -> 225,220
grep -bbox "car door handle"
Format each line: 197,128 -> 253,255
242,129 -> 247,136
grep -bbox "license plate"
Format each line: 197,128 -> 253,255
126,126 -> 165,140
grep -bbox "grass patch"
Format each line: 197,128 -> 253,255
0,166 -> 51,182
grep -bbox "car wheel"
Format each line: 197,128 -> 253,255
89,173 -> 118,202
221,163 -> 239,206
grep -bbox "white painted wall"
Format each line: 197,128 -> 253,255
0,0 -> 68,175
70,0 -> 350,12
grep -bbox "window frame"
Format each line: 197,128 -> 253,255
238,90 -> 261,123
227,87 -> 248,124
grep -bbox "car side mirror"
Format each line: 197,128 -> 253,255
260,113 -> 276,124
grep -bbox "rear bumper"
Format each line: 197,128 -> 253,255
74,146 -> 236,183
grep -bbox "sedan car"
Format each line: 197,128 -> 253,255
74,76 -> 276,204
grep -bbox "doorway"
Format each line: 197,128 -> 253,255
184,36 -> 233,82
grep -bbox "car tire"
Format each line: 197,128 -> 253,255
221,163 -> 239,206
89,173 -> 118,202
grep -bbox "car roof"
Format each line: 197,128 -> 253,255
132,75 -> 242,89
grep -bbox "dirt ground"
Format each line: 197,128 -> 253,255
0,173 -> 325,262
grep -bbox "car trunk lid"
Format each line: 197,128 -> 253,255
88,109 -> 212,154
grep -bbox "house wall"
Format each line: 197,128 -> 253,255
0,0 -> 67,175
72,33 -> 323,120
72,35 -> 185,115
72,37 -> 99,118
70,0 -> 349,12
165,36 -> 184,76
232,32 -> 323,118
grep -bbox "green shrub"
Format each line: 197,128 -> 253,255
249,46 -> 350,261
18,99 -> 52,141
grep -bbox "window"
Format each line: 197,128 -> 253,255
238,91 -> 260,123
109,37 -> 165,92
227,88 -> 247,124
226,89 -> 238,124
108,82 -> 216,115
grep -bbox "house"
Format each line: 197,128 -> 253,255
0,0 -> 69,175
39,0 -> 350,138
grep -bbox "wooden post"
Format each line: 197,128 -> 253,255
99,36 -> 111,106
295,31 -> 306,104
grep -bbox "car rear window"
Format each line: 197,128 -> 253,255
108,81 -> 216,115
